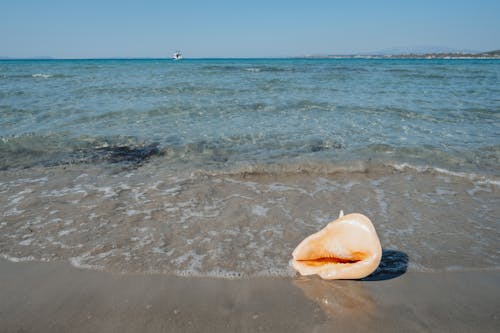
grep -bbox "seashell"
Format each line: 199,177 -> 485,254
292,212 -> 382,280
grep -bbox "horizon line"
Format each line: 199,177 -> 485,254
2,49 -> 499,61
2,47 -> 499,61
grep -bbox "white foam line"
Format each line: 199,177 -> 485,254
0,253 -> 36,262
32,73 -> 52,78
68,253 -> 104,271
390,163 -> 500,186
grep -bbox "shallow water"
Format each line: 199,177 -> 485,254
0,59 -> 499,277
1,58 -> 499,173
0,161 -> 498,277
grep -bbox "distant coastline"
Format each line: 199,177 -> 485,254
1,49 -> 499,60
302,49 -> 500,59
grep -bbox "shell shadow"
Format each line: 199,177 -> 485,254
361,249 -> 408,281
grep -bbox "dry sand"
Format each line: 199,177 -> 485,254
0,259 -> 498,332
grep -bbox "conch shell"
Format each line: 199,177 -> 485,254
292,212 -> 382,280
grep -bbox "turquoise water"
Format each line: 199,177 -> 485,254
1,59 -> 499,277
1,58 -> 499,173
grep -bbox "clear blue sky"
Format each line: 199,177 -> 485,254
1,0 -> 499,58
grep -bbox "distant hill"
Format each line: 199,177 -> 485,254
302,48 -> 500,59
479,50 -> 500,56
372,46 -> 481,56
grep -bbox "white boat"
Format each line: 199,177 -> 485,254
173,51 -> 183,60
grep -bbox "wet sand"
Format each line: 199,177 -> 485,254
0,259 -> 498,332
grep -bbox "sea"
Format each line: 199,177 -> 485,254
1,58 -> 499,278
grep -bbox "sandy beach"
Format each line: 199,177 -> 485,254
0,258 -> 498,332
2,1 -> 500,332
